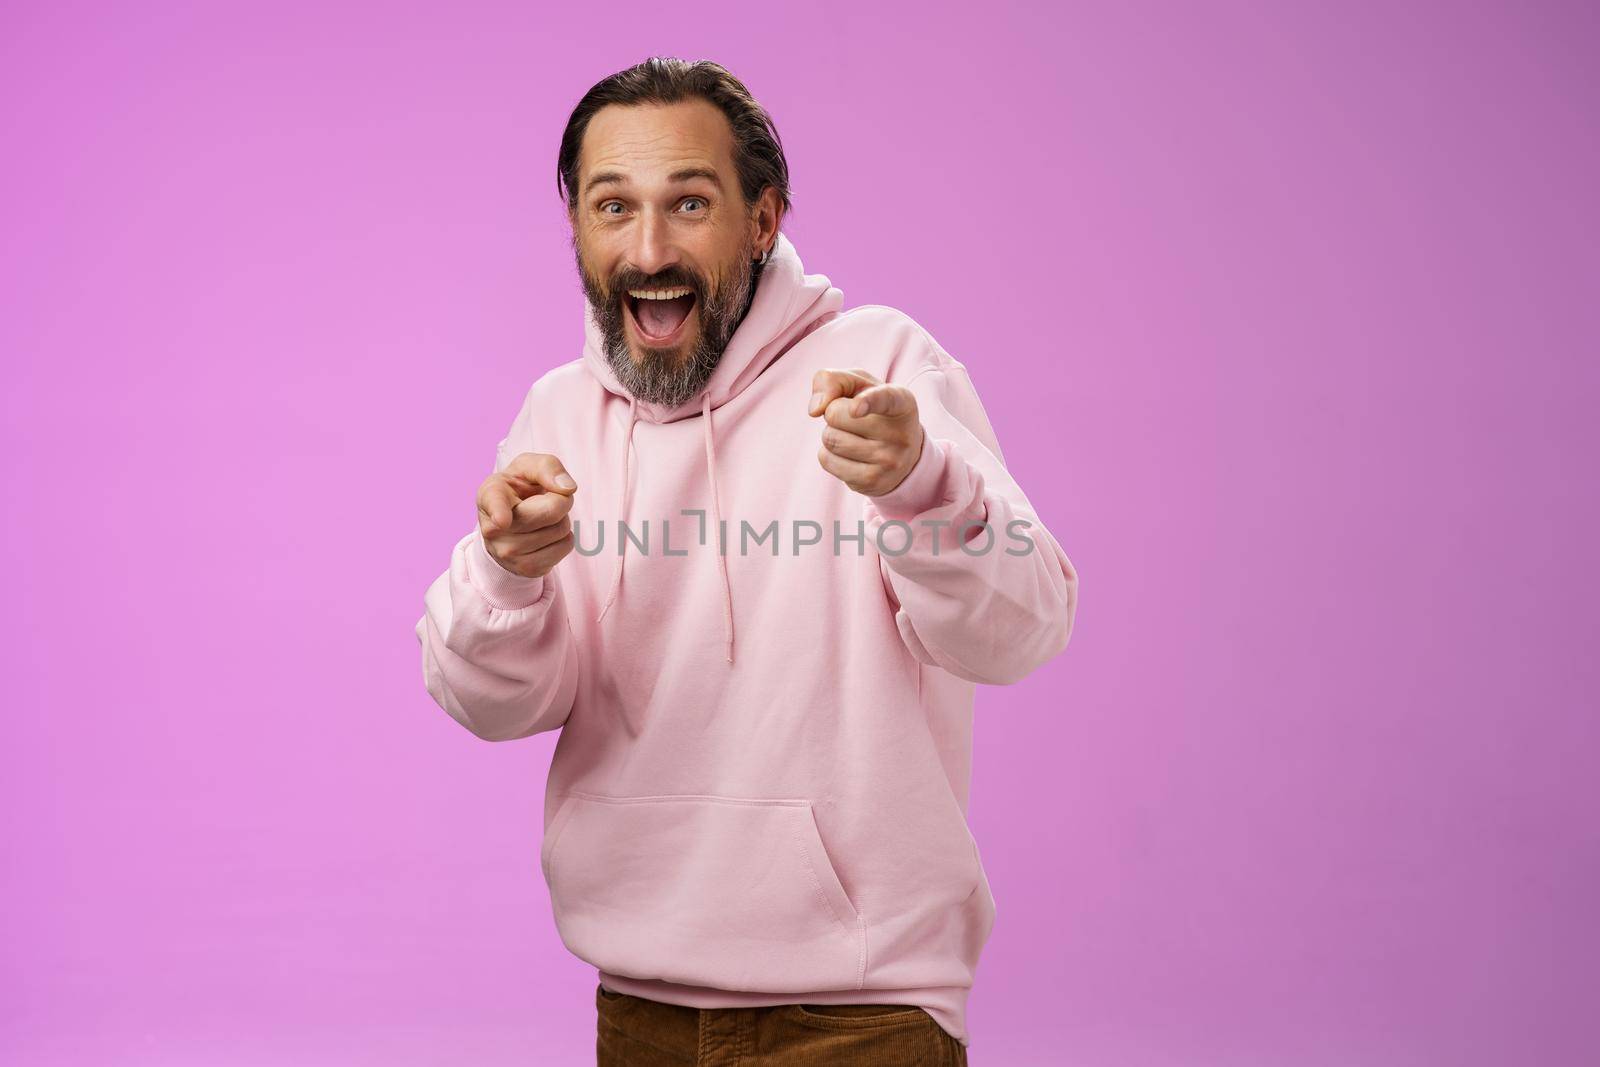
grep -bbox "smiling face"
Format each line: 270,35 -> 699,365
570,98 -> 781,407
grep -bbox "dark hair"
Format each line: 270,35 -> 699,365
556,57 -> 792,219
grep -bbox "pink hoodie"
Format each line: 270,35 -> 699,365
415,231 -> 1078,1049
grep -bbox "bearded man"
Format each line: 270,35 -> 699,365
416,56 -> 1078,1065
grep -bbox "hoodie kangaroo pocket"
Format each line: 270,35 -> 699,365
541,791 -> 866,993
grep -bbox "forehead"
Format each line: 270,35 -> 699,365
578,98 -> 737,188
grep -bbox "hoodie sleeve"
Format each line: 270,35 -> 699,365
861,356 -> 1079,686
414,427 -> 581,742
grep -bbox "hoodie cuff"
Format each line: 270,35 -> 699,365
866,434 -> 952,520
466,528 -> 548,610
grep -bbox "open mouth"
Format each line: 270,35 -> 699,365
624,286 -> 697,346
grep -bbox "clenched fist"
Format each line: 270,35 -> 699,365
809,368 -> 924,497
476,452 -> 579,579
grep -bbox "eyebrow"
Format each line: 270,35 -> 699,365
583,166 -> 723,197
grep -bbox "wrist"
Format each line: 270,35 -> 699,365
867,432 -> 948,519
467,528 -> 548,610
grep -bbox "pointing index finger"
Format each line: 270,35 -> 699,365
808,367 -> 883,417
849,384 -> 915,419
501,452 -> 579,496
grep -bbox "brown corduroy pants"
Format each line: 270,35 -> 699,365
595,982 -> 970,1065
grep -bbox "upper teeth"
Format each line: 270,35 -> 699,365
628,288 -> 693,300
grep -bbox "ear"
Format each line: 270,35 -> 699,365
751,186 -> 782,259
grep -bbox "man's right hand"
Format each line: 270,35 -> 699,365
476,452 -> 579,579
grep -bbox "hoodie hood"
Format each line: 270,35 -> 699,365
579,231 -> 844,662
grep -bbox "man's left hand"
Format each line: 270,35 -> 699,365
809,368 -> 924,497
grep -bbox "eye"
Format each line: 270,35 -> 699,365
679,197 -> 707,213
599,201 -> 624,215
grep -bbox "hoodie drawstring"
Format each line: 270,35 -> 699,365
702,391 -> 735,663
595,393 -> 637,625
593,390 -> 736,665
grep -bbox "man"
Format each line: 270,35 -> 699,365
415,57 -> 1078,1064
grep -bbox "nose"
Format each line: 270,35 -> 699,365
624,206 -> 681,279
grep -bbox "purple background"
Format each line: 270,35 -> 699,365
4,2 -> 1596,1064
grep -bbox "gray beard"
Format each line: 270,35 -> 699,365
579,237 -> 765,408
